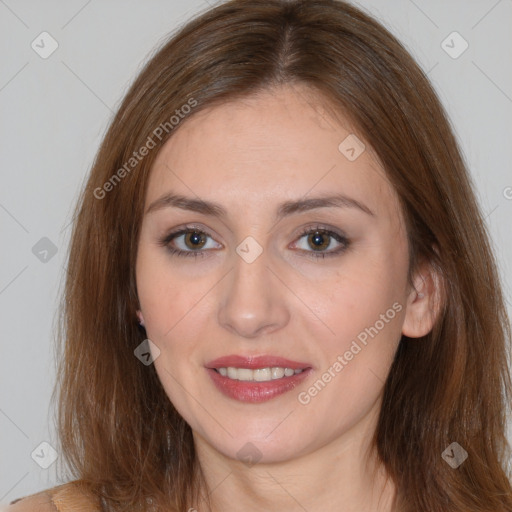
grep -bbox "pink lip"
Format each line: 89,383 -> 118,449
206,354 -> 311,370
205,354 -> 312,403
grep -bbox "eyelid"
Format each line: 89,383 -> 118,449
158,223 -> 222,258
289,224 -> 350,258
159,223 -> 219,245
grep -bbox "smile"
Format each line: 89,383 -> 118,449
215,367 -> 304,381
206,354 -> 312,403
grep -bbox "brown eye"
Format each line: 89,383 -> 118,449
307,230 -> 331,251
184,231 -> 207,250
159,226 -> 222,259
293,226 -> 350,259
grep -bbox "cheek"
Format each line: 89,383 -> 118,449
317,256 -> 405,341
331,281 -> 399,341
296,268 -> 405,431
136,244 -> 208,339
305,255 -> 407,406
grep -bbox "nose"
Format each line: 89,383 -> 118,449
217,247 -> 290,339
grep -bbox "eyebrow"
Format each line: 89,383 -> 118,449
145,192 -> 375,219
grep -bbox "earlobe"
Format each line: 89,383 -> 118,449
136,310 -> 145,327
401,264 -> 442,338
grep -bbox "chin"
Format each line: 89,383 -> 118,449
194,422 -> 320,466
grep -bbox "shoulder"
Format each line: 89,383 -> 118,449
4,490 -> 54,511
4,481 -> 100,511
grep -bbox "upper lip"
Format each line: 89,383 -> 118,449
206,354 -> 312,370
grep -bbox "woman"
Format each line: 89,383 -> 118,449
8,0 -> 512,510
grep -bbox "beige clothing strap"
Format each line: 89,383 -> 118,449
7,481 -> 100,511
50,482 -> 100,511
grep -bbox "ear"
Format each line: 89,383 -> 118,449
402,261 -> 442,338
136,310 -> 145,327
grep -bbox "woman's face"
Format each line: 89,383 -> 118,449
136,85 -> 416,464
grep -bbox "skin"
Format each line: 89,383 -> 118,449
135,84 -> 438,512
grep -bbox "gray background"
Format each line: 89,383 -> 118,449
1,0 -> 511,504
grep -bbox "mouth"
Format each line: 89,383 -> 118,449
205,354 -> 312,403
214,366 -> 305,381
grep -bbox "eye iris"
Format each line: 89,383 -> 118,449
185,231 -> 206,250
308,230 -> 329,251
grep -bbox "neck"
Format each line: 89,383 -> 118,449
192,400 -> 397,512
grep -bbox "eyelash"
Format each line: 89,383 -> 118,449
158,224 -> 350,260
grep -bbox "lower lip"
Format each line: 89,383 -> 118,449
206,368 -> 311,403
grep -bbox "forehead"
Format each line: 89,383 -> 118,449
146,85 -> 399,220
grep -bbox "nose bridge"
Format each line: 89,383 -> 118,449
217,241 -> 289,338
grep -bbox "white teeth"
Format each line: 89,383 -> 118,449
237,368 -> 254,381
271,367 -> 285,379
216,366 -> 304,382
254,368 -> 272,381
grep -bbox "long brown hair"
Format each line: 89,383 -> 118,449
53,0 -> 512,510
